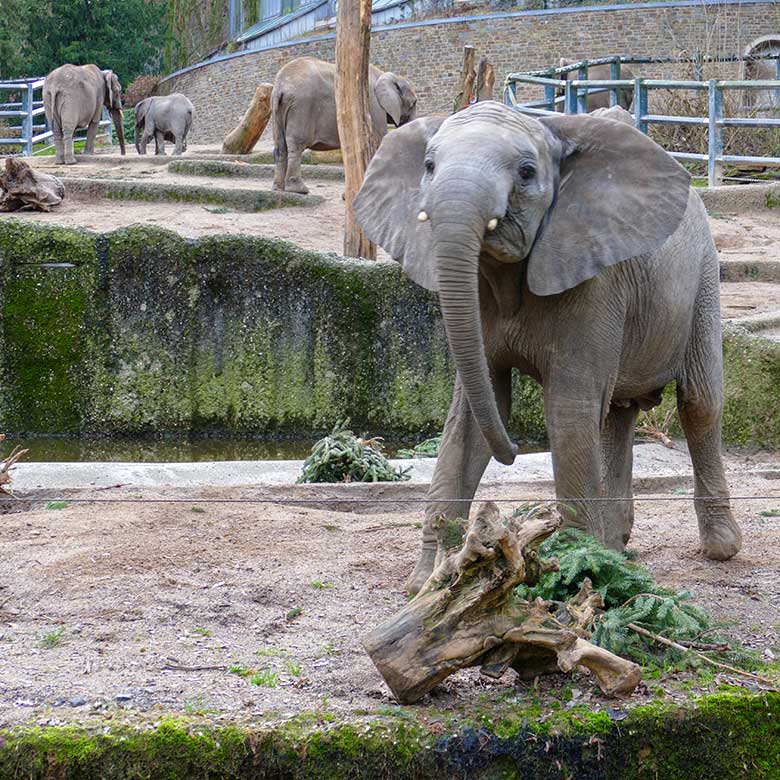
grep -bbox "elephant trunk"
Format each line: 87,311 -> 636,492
111,108 -> 126,155
433,199 -> 516,465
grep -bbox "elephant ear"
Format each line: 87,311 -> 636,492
135,98 -> 150,126
354,115 -> 446,291
528,113 -> 691,296
375,73 -> 404,126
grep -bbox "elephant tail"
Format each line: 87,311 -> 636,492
272,86 -> 287,162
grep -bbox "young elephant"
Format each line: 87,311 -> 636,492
555,59 -> 635,112
135,93 -> 194,155
272,56 -> 417,194
43,64 -> 126,164
354,102 -> 742,594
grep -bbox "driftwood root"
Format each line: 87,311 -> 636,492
363,502 -> 641,703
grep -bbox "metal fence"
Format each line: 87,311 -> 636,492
0,77 -> 112,158
504,54 -> 780,186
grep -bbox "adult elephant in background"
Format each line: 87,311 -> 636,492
556,58 -> 635,112
354,102 -> 742,594
272,56 -> 417,194
43,64 -> 126,164
135,93 -> 194,155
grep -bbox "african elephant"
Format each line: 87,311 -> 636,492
135,93 -> 194,155
43,64 -> 126,164
555,59 -> 635,112
354,102 -> 742,594
272,56 -> 417,194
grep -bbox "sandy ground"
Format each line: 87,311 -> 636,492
0,451 -> 779,729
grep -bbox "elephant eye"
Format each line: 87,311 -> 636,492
519,164 -> 536,182
424,159 -> 435,175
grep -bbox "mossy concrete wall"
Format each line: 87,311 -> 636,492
2,220 -> 780,444
0,221 -> 545,438
0,692 -> 778,779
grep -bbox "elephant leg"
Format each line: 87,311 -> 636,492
600,402 -> 639,548
83,120 -> 99,155
407,369 -> 512,595
545,389 -> 617,548
173,134 -> 184,155
51,117 -> 65,164
154,130 -> 166,155
284,144 -> 309,195
62,127 -> 77,165
676,387 -> 741,561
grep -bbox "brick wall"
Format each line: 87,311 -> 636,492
158,0 -> 780,143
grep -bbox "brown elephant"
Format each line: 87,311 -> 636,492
43,64 -> 126,164
271,56 -> 417,194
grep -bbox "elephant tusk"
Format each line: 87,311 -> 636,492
417,210 -> 429,222
487,218 -> 498,231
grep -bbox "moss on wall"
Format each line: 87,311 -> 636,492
0,692 -> 778,779
1,220 -> 778,445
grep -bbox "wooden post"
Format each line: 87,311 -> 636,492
453,45 -> 477,112
335,0 -> 377,260
221,83 -> 274,154
474,56 -> 495,102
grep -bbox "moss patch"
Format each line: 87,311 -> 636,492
0,693 -> 778,779
61,178 -> 321,212
168,159 -> 344,181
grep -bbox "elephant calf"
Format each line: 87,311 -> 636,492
135,93 -> 194,156
355,102 -> 742,594
555,59 -> 635,112
271,56 -> 417,194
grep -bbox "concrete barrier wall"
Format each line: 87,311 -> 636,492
158,0 -> 780,143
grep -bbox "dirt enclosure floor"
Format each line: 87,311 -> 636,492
1,455 -> 779,729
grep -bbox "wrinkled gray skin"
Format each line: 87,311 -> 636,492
743,41 -> 780,112
135,93 -> 194,155
272,56 -> 417,194
354,102 -> 742,594
555,59 -> 635,112
43,64 -> 126,164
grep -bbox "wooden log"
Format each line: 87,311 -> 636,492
221,83 -> 274,155
0,158 -> 64,212
335,0 -> 378,260
475,56 -> 495,102
453,45 -> 477,113
363,503 -> 641,704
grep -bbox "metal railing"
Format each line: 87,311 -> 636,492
0,77 -> 112,158
504,54 -> 780,186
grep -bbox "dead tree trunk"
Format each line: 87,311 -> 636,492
363,503 -> 641,704
453,46 -> 477,113
475,56 -> 495,102
0,158 -> 64,211
335,0 -> 377,260
221,83 -> 274,154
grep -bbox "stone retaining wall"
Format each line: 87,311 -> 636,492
158,0 -> 780,143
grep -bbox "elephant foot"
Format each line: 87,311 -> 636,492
284,179 -> 309,195
272,181 -> 285,192
54,156 -> 65,165
64,157 -> 77,165
405,547 -> 436,596
699,503 -> 742,561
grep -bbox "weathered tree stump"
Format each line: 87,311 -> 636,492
475,56 -> 495,102
453,48 -> 495,112
221,83 -> 274,155
363,503 -> 641,704
0,158 -> 64,212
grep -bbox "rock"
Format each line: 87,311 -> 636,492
69,697 -> 87,707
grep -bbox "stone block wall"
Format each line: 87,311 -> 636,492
158,0 -> 780,143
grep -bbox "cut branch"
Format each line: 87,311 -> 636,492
363,503 -> 641,703
0,435 -> 29,495
221,83 -> 273,154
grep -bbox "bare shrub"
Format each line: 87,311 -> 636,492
124,75 -> 162,108
648,60 -> 780,170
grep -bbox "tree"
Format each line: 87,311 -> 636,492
1,0 -> 166,84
